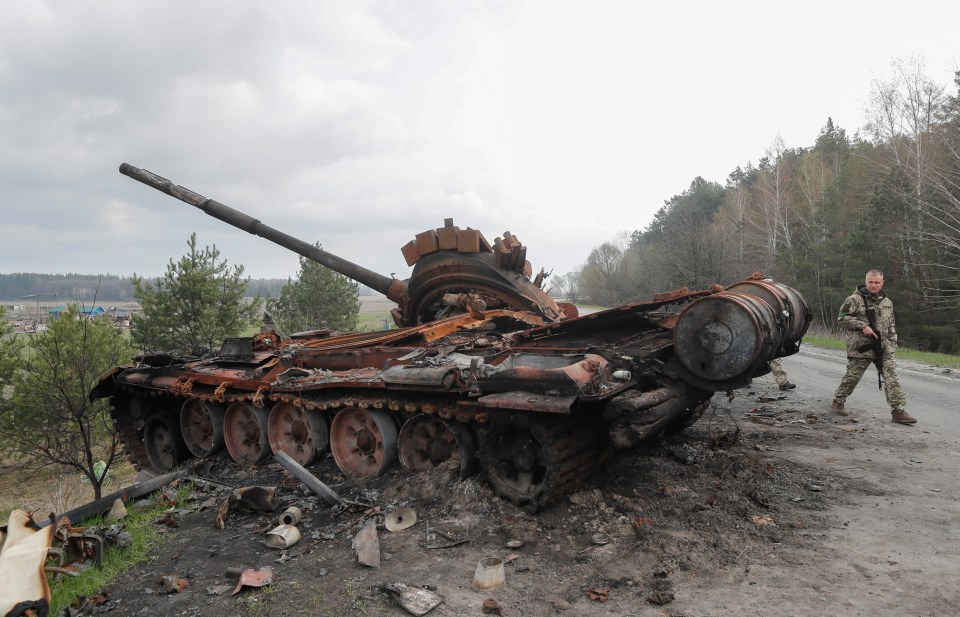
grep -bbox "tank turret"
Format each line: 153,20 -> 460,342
119,163 -> 561,326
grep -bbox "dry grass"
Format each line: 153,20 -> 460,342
0,458 -> 139,523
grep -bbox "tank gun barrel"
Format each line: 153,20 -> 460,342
119,163 -> 407,303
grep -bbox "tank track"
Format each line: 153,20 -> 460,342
114,387 -> 600,511
111,398 -> 150,471
476,412 -> 599,513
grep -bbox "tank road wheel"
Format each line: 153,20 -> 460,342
329,408 -> 398,477
179,399 -> 226,457
398,415 -> 477,478
268,402 -> 330,466
223,402 -> 271,464
477,414 -> 598,513
143,412 -> 188,472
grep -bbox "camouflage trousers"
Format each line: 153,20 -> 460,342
833,354 -> 906,410
768,358 -> 789,386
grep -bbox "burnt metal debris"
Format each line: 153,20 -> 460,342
92,163 -> 812,513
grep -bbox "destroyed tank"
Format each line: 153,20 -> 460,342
91,163 -> 812,512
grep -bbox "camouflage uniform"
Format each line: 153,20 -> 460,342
833,285 -> 906,410
768,358 -> 790,387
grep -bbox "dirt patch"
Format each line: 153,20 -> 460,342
77,383 -> 936,616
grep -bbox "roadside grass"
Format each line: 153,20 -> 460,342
801,334 -> 845,351
356,310 -> 393,332
803,334 -> 960,369
47,483 -> 193,616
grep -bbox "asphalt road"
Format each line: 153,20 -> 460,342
751,345 -> 960,616
782,345 -> 960,432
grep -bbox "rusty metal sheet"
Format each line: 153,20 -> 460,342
436,224 -> 458,249
401,240 -> 420,266
231,568 -> 273,595
414,230 -> 439,255
473,392 -> 576,414
456,228 -> 481,252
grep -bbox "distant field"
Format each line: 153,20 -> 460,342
357,295 -> 397,331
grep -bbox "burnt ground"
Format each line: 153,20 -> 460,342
75,370 -> 956,617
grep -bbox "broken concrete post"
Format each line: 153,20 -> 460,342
38,467 -> 190,528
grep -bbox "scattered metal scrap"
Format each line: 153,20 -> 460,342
384,507 -> 417,532
382,582 -> 444,616
230,568 -> 274,595
353,521 -> 380,568
425,520 -> 469,549
278,506 -> 302,526
160,573 -> 190,593
215,485 -> 277,530
263,524 -> 300,549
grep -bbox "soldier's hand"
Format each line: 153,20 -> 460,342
862,326 -> 878,338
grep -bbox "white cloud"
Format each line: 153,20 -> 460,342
0,0 -> 957,282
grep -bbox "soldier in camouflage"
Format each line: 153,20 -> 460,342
768,358 -> 796,390
762,276 -> 796,391
832,269 -> 916,424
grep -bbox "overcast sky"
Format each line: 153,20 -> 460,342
1,1 -> 957,284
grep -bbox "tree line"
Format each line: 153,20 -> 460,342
0,273 -> 382,304
0,272 -> 288,302
559,59 -> 960,354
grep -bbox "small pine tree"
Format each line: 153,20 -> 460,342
131,233 -> 261,355
267,247 -> 361,334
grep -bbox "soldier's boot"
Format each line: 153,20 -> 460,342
891,409 -> 917,425
831,398 -> 847,416
779,381 -> 796,391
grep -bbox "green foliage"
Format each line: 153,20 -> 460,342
49,483 -> 193,616
0,306 -> 20,386
562,60 -> 960,353
131,233 -> 261,355
644,176 -> 726,242
576,239 -> 626,307
0,273 -> 134,302
266,248 -> 360,334
0,273 -> 293,302
0,307 -> 135,499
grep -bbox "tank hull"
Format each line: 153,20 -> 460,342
95,281 -> 810,511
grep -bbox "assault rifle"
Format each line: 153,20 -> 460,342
856,306 -> 884,390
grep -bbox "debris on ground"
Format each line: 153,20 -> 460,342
230,568 -> 273,595
383,582 -> 444,616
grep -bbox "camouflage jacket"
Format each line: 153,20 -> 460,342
837,285 -> 898,358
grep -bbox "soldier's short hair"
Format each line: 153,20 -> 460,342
865,269 -> 884,280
